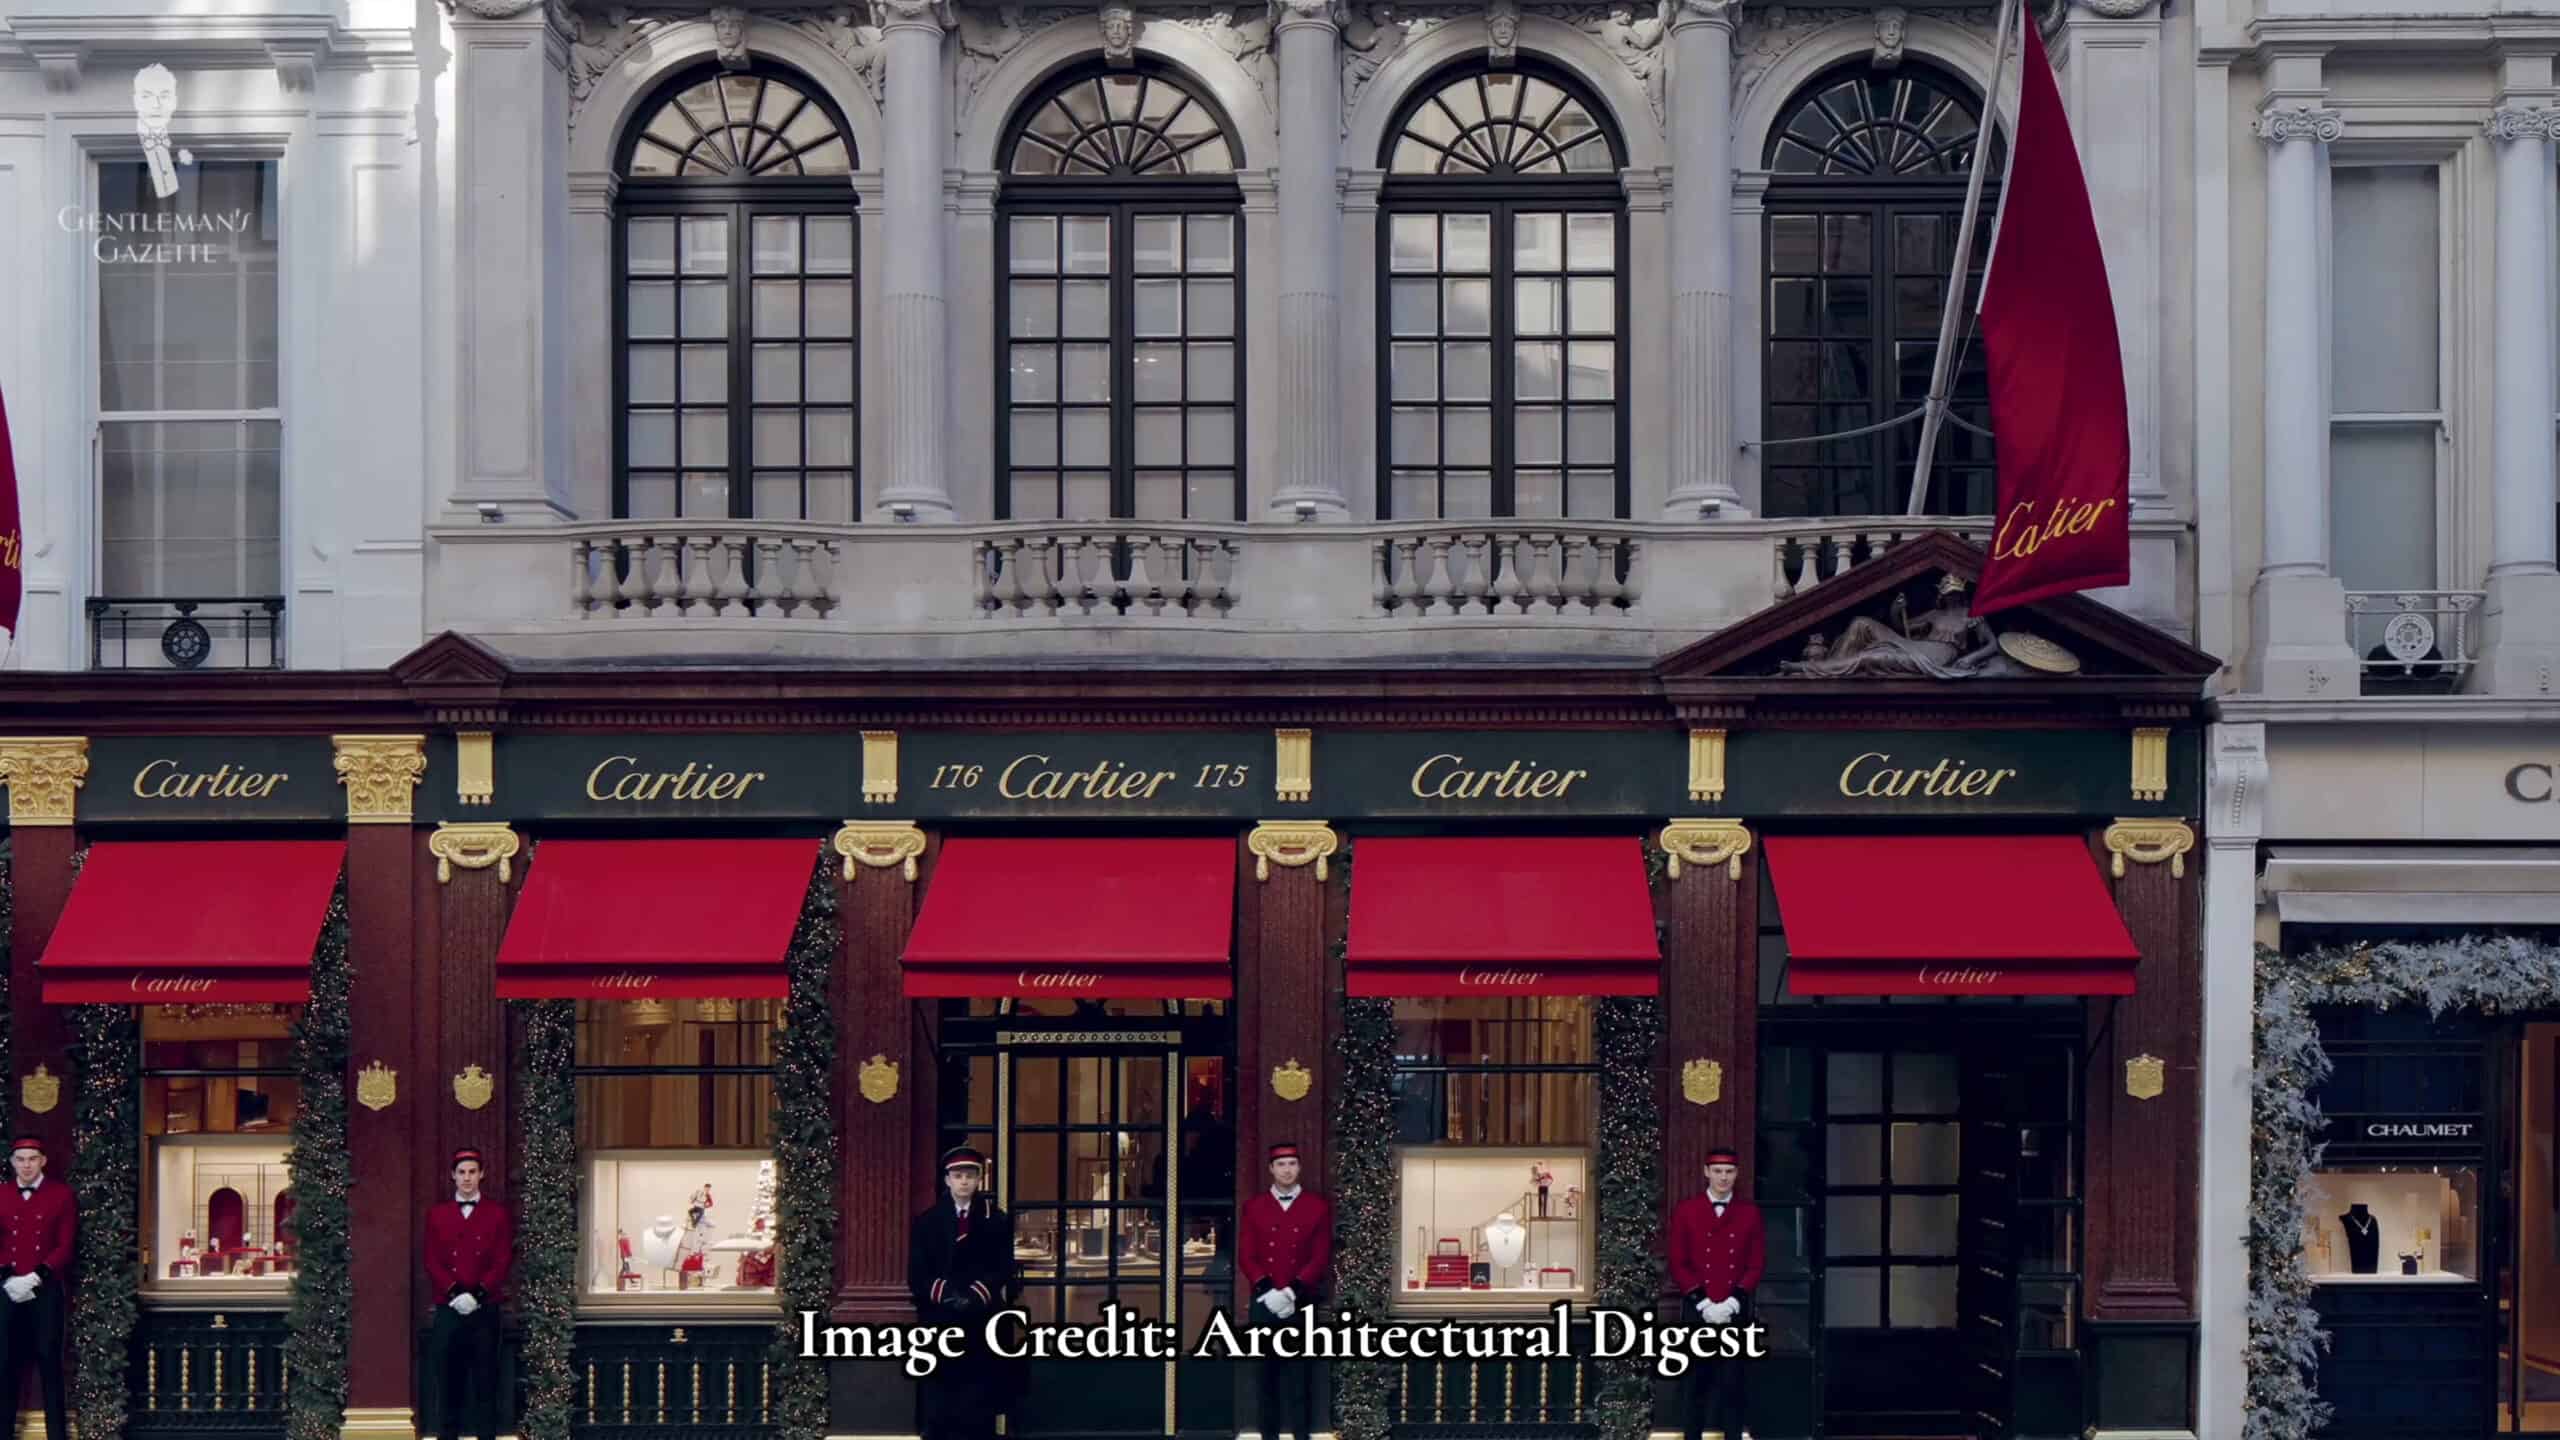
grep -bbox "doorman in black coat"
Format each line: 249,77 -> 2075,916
909,1147 -> 1025,1440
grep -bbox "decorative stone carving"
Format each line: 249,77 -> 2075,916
1486,0 -> 1521,65
430,822 -> 522,884
1778,575 -> 2078,679
2209,722 -> 2269,840
2068,0 -> 2157,19
332,734 -> 428,824
1100,0 -> 1145,65
1271,0 -> 1346,27
567,7 -> 677,133
1343,6 -> 1432,135
2486,106 -> 2560,144
1166,6 -> 1276,116
780,8 -> 890,105
1671,0 -> 1738,19
870,0 -> 954,32
1585,0 -> 1667,126
708,4 -> 752,67
0,737 -> 88,827
444,0 -> 548,18
1871,5 -> 1905,68
1735,5 -> 1996,108
2254,107 -> 2345,145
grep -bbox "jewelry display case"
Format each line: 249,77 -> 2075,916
582,1150 -> 781,1309
2302,1164 -> 2479,1283
1393,1146 -> 1590,1311
145,1136 -> 295,1293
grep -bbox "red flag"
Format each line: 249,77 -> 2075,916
1971,18 -> 2130,616
0,384 -> 20,635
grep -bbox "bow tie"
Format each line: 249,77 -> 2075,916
16,1190 -> 28,1201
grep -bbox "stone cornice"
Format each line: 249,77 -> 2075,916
2214,695 -> 2560,724
2203,15 -> 2560,66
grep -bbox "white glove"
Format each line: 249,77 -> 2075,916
1713,1298 -> 1741,1324
3,1276 -> 33,1304
1694,1297 -> 1714,1321
1258,1287 -> 1296,1318
449,1292 -> 481,1316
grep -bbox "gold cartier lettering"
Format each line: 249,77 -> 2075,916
129,974 -> 218,996
1455,967 -> 1546,988
583,756 -> 768,804
1016,970 -> 1105,990
1993,495 -> 2117,560
1836,751 -> 2020,800
1408,753 -> 1592,802
994,753 -> 1179,802
1915,967 -> 2004,988
588,972 -> 659,990
132,757 -> 288,801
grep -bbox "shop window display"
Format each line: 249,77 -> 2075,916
1389,997 -> 1595,1312
141,1005 -> 300,1292
574,999 -> 779,1310
2303,1165 -> 2480,1282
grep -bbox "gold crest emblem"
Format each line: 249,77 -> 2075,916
19,1065 -> 59,1116
1271,1059 -> 1313,1102
2125,1053 -> 2166,1101
452,1064 -> 495,1111
858,1054 -> 900,1104
356,1061 -> 398,1112
1681,1058 -> 1724,1107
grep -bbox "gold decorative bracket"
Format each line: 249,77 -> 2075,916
1681,1058 -> 1723,1106
834,820 -> 925,881
1271,1058 -> 1313,1102
1274,729 -> 1313,803
2125,1054 -> 2166,1100
0,737 -> 88,826
429,822 -> 520,884
861,731 -> 898,804
2105,818 -> 2195,879
1659,818 -> 1752,881
2130,727 -> 2170,803
1687,729 -> 1727,804
333,735 -> 426,824
455,731 -> 495,806
1248,820 -> 1336,881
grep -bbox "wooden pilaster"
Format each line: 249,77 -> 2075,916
1659,823 -> 1758,1208
428,824 -> 519,1182
1243,823 -> 1332,1195
832,823 -> 927,1322
2085,820 -> 2201,1321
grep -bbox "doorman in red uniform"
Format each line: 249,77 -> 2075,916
424,1147 -> 513,1440
1240,1142 -> 1333,1440
1667,1146 -> 1765,1440
0,1137 -> 73,1440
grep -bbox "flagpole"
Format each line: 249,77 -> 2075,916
1902,0 -> 2021,516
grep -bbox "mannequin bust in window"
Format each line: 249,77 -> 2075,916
2341,1203 -> 2381,1274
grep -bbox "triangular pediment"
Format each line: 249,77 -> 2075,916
1656,531 -> 2217,699
389,631 -> 515,689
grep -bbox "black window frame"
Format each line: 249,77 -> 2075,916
1376,61 -> 1632,522
610,62 -> 863,523
994,62 -> 1250,524
1760,58 -> 1999,520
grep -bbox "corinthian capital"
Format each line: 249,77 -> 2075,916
2486,106 -> 2560,143
441,0 -> 547,17
870,0 -> 953,33
1271,0 -> 1347,31
2254,106 -> 2344,145
1671,0 -> 1738,24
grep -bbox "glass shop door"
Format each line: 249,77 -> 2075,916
2498,1020 -> 2560,1435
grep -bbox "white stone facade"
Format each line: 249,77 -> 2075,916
0,0 -> 2195,672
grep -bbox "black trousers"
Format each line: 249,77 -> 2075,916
425,1302 -> 503,1440
1682,1301 -> 1748,1440
0,1285 -> 65,1440
1248,1298 -> 1313,1440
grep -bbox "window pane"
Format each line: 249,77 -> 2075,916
1390,214 -> 1438,271
1890,1195 -> 1959,1256
680,216 -> 727,275
629,347 -> 675,405
2332,165 -> 2438,413
1827,1196 -> 1881,1256
1829,1053 -> 1883,1114
1134,343 -> 1184,401
1444,213 -> 1493,272
2331,423 -> 2436,593
628,216 -> 677,275
97,160 -> 280,412
806,216 -> 854,274
1012,215 -> 1059,273
1889,1123 -> 1959,1185
1887,1266 -> 1956,1327
1186,215 -> 1234,270
1186,344 -> 1234,402
1824,1266 -> 1880,1327
1892,1053 -> 1959,1115
1826,1124 -> 1882,1186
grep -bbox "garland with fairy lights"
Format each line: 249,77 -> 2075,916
1593,995 -> 1665,1440
283,888 -> 354,1440
2249,935 -> 2560,1440
515,998 -> 579,1440
69,970 -> 139,1440
768,854 -> 840,1440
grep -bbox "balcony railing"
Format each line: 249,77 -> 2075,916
571,527 -> 843,620
88,596 -> 286,670
2346,589 -> 2483,693
973,525 -> 1242,620
1771,520 -> 1992,601
1371,527 -> 1645,618
130,1307 -> 287,1439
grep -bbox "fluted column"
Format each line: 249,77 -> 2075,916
1663,0 -> 1747,518
874,0 -> 957,520
2246,104 -> 2356,696
2482,104 -> 2560,692
1269,0 -> 1350,518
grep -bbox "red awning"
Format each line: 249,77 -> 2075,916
901,838 -> 1237,999
1764,834 -> 2140,996
495,839 -> 814,1000
42,840 -> 345,1003
1345,836 -> 1659,997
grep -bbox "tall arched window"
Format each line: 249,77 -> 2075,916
1761,61 -> 1997,517
1379,65 -> 1627,521
998,64 -> 1245,521
615,65 -> 858,522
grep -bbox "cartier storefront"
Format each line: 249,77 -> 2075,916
0,539 -> 2211,1440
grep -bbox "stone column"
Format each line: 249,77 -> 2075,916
2482,101 -> 2560,693
873,0 -> 959,521
2060,0 -> 2171,521
1662,0 -> 1747,518
2247,103 -> 2355,696
445,0 -> 576,523
1269,0 -> 1350,519
2196,724 -> 2267,1440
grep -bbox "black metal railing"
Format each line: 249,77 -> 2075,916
1390,1349 -> 1602,1438
572,1323 -> 781,1440
87,596 -> 285,670
129,1308 -> 289,1440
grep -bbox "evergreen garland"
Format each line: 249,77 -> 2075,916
284,889 -> 354,1440
515,998 -> 579,1440
1,839 -> 13,1106
2248,935 -> 2560,1440
1328,994 -> 1398,1440
1592,995 -> 1664,1440
768,854 -> 840,1440
69,1000 -> 139,1440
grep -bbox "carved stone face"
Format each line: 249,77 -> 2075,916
1101,3 -> 1136,48
133,64 -> 178,136
1878,12 -> 1904,43
1489,9 -> 1518,44
712,8 -> 747,51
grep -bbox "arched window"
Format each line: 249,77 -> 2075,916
1761,61 -> 1997,517
1379,65 -> 1627,521
998,64 -> 1244,521
615,66 -> 858,522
